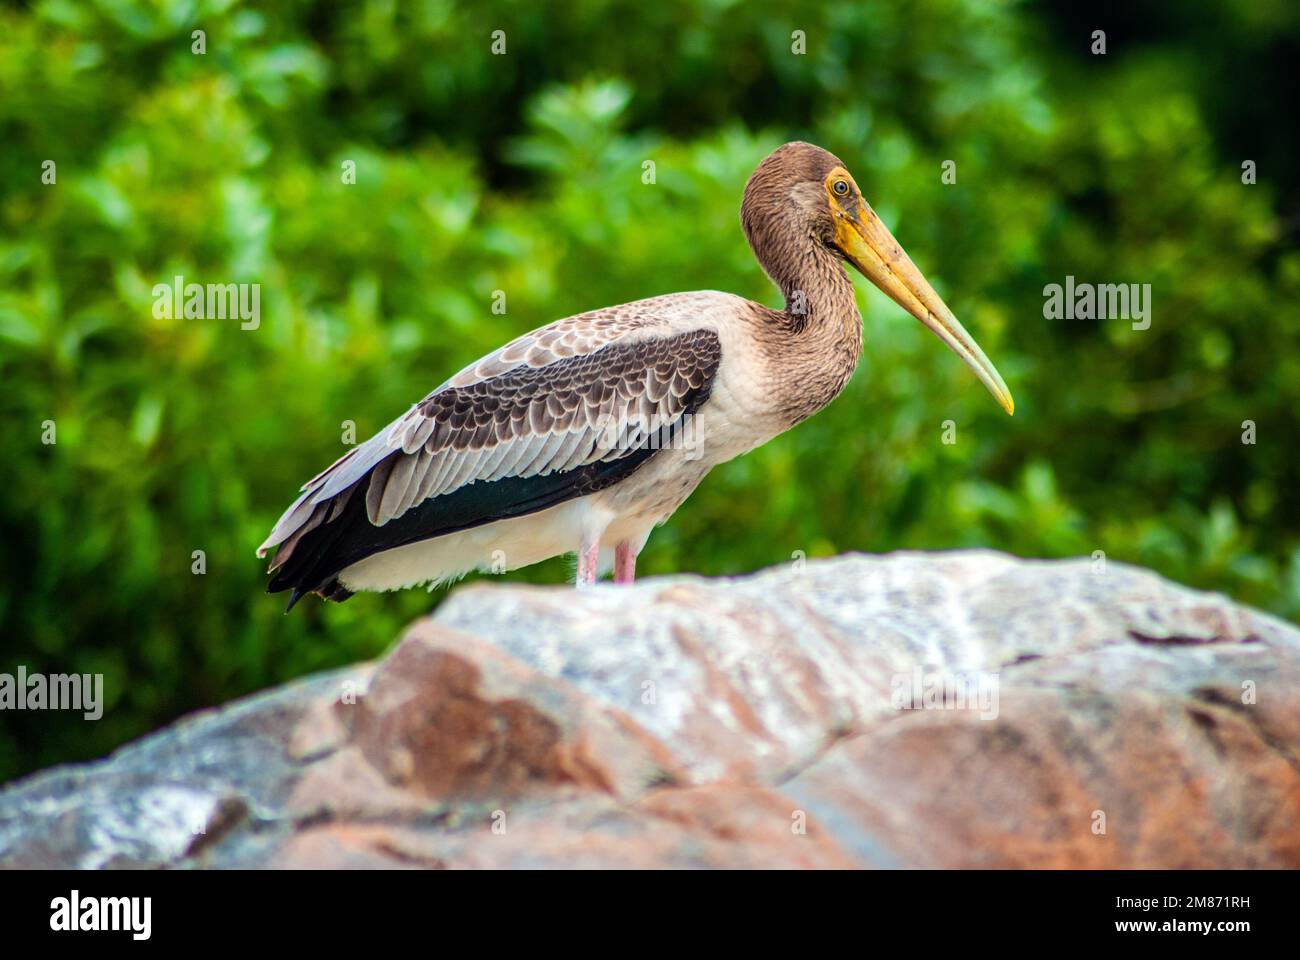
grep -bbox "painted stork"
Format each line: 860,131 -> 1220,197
258,142 -> 1013,607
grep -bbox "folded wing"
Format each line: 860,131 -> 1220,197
258,311 -> 723,606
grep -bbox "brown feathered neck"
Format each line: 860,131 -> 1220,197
740,142 -> 860,336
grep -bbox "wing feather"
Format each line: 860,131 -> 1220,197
364,455 -> 395,523
379,450 -> 420,523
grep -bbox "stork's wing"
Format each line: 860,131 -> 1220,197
258,297 -> 726,605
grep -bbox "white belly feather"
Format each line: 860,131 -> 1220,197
337,496 -> 614,592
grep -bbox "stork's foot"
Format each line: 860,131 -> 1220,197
614,541 -> 636,584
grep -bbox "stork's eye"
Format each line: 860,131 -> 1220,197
832,179 -> 850,196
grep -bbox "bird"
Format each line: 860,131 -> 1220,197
258,141 -> 1013,608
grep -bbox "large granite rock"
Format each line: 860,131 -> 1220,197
2,551 -> 1297,868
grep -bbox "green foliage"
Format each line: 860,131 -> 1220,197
1,0 -> 1297,782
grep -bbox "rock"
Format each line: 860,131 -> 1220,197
1,550 -> 1297,869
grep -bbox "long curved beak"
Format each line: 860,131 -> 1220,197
833,196 -> 1014,416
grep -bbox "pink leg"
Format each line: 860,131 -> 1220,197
614,541 -> 636,584
576,539 -> 600,587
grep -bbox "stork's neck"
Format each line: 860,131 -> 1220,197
741,223 -> 865,425
751,226 -> 863,350
779,246 -> 859,334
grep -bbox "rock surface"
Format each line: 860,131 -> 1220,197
2,551 -> 1298,869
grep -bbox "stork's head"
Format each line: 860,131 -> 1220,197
742,142 -> 1014,415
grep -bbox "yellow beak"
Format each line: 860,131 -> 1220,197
832,190 -> 1014,416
